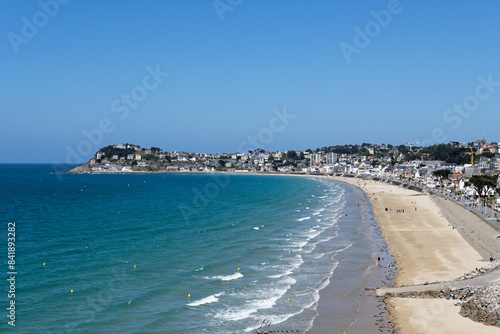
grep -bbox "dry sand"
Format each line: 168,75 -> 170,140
335,176 -> 500,334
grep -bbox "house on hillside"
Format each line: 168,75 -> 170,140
450,173 -> 465,191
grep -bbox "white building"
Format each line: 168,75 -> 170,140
326,152 -> 337,164
310,153 -> 322,166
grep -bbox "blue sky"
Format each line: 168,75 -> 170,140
1,0 -> 500,163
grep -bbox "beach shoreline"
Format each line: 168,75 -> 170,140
333,176 -> 500,333
305,180 -> 396,334
62,169 -> 500,332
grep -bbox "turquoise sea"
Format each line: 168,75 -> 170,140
0,164 -> 390,333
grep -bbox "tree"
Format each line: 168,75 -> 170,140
144,154 -> 159,162
468,175 -> 498,198
397,144 -> 408,154
286,150 -> 298,160
150,147 -> 162,154
480,152 -> 495,158
433,169 -> 451,178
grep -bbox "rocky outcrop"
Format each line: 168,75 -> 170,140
459,282 -> 500,327
455,261 -> 500,280
377,263 -> 500,327
67,165 -> 86,174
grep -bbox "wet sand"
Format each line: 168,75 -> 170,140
306,181 -> 395,333
336,177 -> 500,334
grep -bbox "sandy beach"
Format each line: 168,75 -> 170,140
335,176 -> 500,333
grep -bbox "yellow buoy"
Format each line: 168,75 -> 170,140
188,294 -> 191,299
237,268 -> 240,271
43,263 -> 45,266
134,265 -> 136,269
287,298 -> 290,302
71,289 -> 73,294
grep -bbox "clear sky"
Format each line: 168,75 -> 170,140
1,0 -> 500,163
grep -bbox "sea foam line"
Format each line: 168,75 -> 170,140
204,272 -> 243,281
215,277 -> 296,322
187,292 -> 224,307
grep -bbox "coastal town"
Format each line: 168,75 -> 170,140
73,139 -> 500,205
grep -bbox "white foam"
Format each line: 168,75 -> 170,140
215,307 -> 255,321
216,278 -> 296,322
205,272 -> 243,281
297,216 -> 311,221
253,227 -> 259,230
187,292 -> 223,306
245,312 -> 300,333
267,271 -> 291,279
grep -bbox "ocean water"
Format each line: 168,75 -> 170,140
0,164 -> 387,333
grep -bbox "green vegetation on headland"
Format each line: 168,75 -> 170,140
71,140 -> 499,177
69,139 -> 500,204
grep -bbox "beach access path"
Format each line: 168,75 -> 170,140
376,266 -> 500,297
